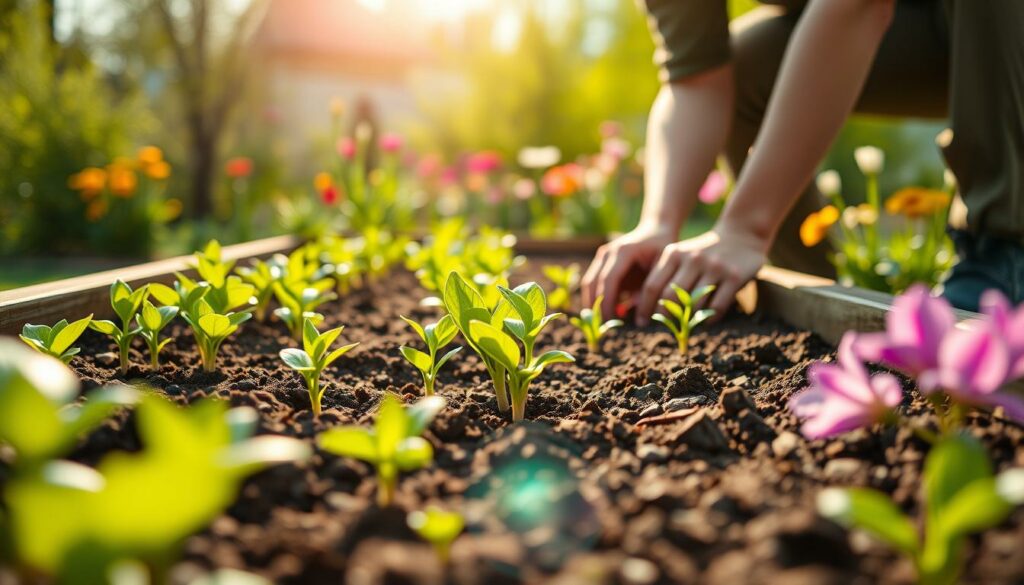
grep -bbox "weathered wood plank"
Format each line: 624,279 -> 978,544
755,265 -> 980,344
0,235 -> 300,335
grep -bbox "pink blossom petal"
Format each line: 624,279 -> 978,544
939,324 -> 1010,397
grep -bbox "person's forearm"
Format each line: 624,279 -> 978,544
638,64 -> 734,235
718,0 -> 895,243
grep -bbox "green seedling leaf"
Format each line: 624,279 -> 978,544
653,285 -> 715,353
20,315 -> 93,364
818,487 -> 918,555
468,320 -> 520,372
280,349 -> 315,371
279,317 -> 359,415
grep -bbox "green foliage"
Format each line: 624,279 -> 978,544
3,395 -> 309,583
407,506 -> 464,564
0,339 -> 137,465
0,2 -> 155,256
542,263 -> 580,312
136,300 -> 179,369
319,394 -> 445,507
406,220 -> 523,307
399,315 -> 462,396
466,283 -> 574,422
89,280 -> 150,375
819,435 -> 1024,585
279,318 -> 359,416
651,284 -> 715,353
273,279 -> 337,340
570,295 -> 623,352
19,314 -> 93,364
443,271 -> 515,412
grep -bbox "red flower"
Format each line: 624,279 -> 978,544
225,157 -> 253,179
321,185 -> 339,205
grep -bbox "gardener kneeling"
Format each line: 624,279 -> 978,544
582,0 -> 1024,317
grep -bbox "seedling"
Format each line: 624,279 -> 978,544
273,278 -> 337,339
407,506 -> 464,564
570,295 -> 623,352
19,314 -> 93,364
279,318 -> 360,416
818,434 -> 1024,585
543,263 -> 580,311
136,300 -> 179,369
467,283 -> 575,421
319,394 -> 445,507
443,272 -> 514,412
236,256 -> 285,321
0,338 -> 138,464
652,284 -> 715,353
399,315 -> 462,396
186,300 -> 251,373
90,280 -> 150,375
4,395 -> 309,583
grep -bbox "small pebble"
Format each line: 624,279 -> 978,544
621,557 -> 659,585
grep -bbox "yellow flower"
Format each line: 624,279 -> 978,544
842,203 -> 878,229
144,160 -> 171,180
137,146 -> 164,166
800,205 -> 839,247
314,172 -> 334,193
69,167 -> 107,199
886,187 -> 950,218
107,164 -> 138,198
329,97 -> 345,118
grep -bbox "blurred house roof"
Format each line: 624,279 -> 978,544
253,0 -> 438,74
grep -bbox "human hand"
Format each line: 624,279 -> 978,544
581,224 -> 677,322
634,223 -> 769,326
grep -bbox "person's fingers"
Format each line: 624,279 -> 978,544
661,255 -> 702,305
595,248 -> 635,321
580,246 -> 608,308
707,276 -> 744,322
636,251 -> 680,326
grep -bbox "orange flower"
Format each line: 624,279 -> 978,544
107,164 -> 138,198
144,160 -> 171,180
225,157 -> 254,179
800,205 -> 839,247
314,171 -> 334,193
68,167 -> 107,198
137,146 -> 164,166
886,187 -> 950,218
85,199 -> 109,222
540,164 -> 583,198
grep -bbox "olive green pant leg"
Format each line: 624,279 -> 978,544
941,0 -> 1024,243
724,3 -> 949,278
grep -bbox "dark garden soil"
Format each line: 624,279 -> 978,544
59,257 -> 1024,585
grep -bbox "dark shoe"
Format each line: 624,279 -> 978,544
940,230 -> 1024,312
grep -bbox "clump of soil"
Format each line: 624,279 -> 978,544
36,258 -> 1024,584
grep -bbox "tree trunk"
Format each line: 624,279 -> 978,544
190,128 -> 216,219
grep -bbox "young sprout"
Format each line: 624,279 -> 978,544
19,314 -> 93,364
443,272 -> 514,412
407,506 -> 465,564
399,315 -> 462,396
89,280 -> 149,375
542,263 -> 580,312
570,295 -> 623,352
467,283 -> 575,422
319,394 -> 446,507
818,435 -> 1024,585
652,284 -> 715,353
279,318 -> 360,416
186,300 -> 251,373
273,278 -> 338,339
235,256 -> 285,321
135,300 -> 179,369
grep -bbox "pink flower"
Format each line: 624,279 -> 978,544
790,333 -> 903,439
513,178 -> 536,200
380,133 -> 403,154
337,137 -> 356,161
466,151 -> 502,174
601,137 -> 631,161
698,170 -> 729,205
416,154 -> 442,179
599,120 -> 623,139
980,290 -> 1024,378
852,285 -> 956,377
918,322 -> 1024,421
440,165 -> 458,187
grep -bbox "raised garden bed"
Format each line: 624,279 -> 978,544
2,239 -> 1021,584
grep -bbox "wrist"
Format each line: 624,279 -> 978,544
635,217 -> 681,239
714,209 -> 774,253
